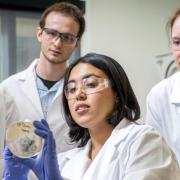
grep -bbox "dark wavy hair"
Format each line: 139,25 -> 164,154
62,53 -> 140,147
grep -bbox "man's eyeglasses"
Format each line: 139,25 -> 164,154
64,76 -> 111,100
171,38 -> 180,51
43,27 -> 79,46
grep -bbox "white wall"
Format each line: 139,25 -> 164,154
81,0 -> 180,120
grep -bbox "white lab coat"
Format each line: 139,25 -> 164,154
146,71 -> 180,166
1,59 -> 75,153
58,118 -> 180,180
1,59 -> 75,179
0,86 -> 19,179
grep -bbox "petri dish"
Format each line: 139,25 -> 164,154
6,120 -> 42,158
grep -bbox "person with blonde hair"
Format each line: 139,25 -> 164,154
146,8 -> 180,165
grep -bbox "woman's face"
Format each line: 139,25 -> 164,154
66,62 -> 117,130
171,15 -> 180,69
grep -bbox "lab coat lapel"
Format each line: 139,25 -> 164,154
62,143 -> 91,180
18,60 -> 43,117
62,119 -> 133,180
50,79 -> 64,106
83,119 -> 133,180
82,140 -> 117,180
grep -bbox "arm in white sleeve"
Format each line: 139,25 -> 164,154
123,128 -> 180,180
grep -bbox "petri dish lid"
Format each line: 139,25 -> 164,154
6,120 -> 42,158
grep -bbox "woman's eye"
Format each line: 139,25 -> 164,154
69,87 -> 77,94
85,82 -> 98,88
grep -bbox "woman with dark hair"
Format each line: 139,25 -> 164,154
62,53 -> 140,148
3,53 -> 180,179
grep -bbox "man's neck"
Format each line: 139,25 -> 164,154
36,59 -> 67,81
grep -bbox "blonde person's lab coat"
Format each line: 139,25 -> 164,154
146,71 -> 180,166
1,59 -> 75,179
0,86 -> 19,179
58,118 -> 180,180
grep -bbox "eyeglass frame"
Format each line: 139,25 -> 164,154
42,27 -> 79,46
64,76 -> 111,100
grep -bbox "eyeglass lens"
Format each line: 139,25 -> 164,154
43,28 -> 78,45
65,77 -> 110,99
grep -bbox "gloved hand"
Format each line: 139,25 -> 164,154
17,119 -> 62,180
3,147 -> 29,180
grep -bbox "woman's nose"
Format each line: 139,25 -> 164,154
75,87 -> 87,100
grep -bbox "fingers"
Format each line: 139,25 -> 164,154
33,119 -> 51,139
3,147 -> 13,160
4,146 -> 34,170
47,131 -> 56,154
35,129 -> 48,139
33,119 -> 56,153
33,119 -> 49,131
41,119 -> 50,129
4,147 -> 12,156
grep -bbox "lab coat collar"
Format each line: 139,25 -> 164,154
16,59 -> 64,117
29,59 -> 64,99
170,72 -> 180,104
61,119 -> 134,179
16,59 -> 44,117
53,79 -> 64,100
108,118 -> 134,145
18,59 -> 39,80
82,119 -> 134,180
61,142 -> 92,179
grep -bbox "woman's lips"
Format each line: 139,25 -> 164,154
75,104 -> 90,115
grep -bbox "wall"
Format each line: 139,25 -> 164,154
81,0 -> 180,120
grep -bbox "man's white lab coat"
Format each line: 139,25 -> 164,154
146,71 -> 180,165
0,86 -> 19,179
58,119 -> 180,180
1,59 -> 74,153
1,60 -> 75,179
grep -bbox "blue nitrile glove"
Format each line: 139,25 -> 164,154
3,147 -> 29,180
17,119 -> 62,180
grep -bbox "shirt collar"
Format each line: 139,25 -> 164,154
33,68 -> 63,92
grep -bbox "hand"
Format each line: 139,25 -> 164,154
3,147 -> 28,180
17,119 -> 62,180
